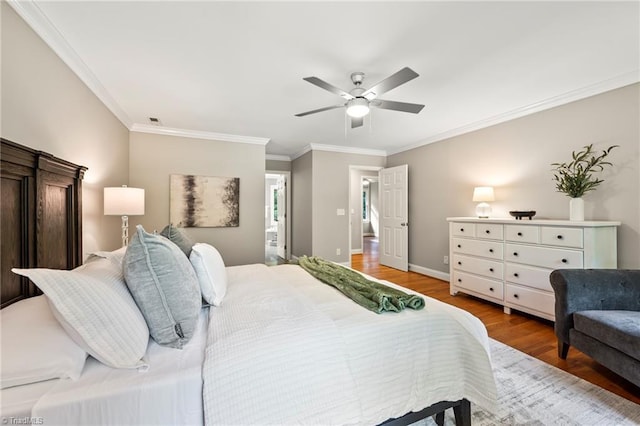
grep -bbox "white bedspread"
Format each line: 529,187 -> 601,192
28,307 -> 209,426
204,264 -> 497,425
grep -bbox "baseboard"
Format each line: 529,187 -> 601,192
363,233 -> 376,237
351,248 -> 363,254
409,264 -> 450,282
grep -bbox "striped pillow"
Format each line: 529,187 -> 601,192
12,255 -> 149,369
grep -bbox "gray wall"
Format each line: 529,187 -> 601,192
387,83 -> 640,271
291,151 -> 313,257
1,3 -> 130,256
129,132 -> 265,266
266,159 -> 291,172
312,151 -> 386,263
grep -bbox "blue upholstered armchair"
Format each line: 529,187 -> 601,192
549,269 -> 640,387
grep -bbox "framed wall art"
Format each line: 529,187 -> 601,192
170,174 -> 239,227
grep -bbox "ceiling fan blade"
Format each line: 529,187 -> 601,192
295,105 -> 343,117
373,99 -> 425,114
351,117 -> 364,128
362,67 -> 419,99
303,77 -> 354,100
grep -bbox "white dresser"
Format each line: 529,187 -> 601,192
447,217 -> 620,321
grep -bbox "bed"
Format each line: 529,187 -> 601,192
0,140 -> 497,426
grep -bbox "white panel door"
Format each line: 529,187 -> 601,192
379,164 -> 408,271
276,175 -> 287,259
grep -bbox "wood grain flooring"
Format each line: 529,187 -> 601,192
351,237 -> 640,405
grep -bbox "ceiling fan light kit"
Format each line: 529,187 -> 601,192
346,98 -> 370,118
296,67 -> 425,128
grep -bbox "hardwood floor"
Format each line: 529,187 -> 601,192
352,237 -> 640,404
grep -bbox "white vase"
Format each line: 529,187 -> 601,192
569,197 -> 584,221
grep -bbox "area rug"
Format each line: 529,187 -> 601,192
418,338 -> 639,425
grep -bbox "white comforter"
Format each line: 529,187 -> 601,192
203,264 -> 497,425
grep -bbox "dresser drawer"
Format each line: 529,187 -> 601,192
475,223 -> 504,241
505,263 -> 553,292
505,225 -> 539,244
453,254 -> 504,280
453,271 -> 503,301
540,226 -> 583,248
505,243 -> 583,269
452,237 -> 503,260
505,284 -> 555,317
451,223 -> 475,237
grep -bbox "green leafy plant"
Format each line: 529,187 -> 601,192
551,144 -> 618,198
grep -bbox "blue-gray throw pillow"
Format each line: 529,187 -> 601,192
124,225 -> 201,349
160,224 -> 194,257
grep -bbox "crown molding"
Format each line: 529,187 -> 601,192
310,143 -> 387,157
7,0 -> 133,128
388,71 -> 640,156
291,143 -> 387,160
291,145 -> 313,160
266,154 -> 292,162
130,124 -> 270,145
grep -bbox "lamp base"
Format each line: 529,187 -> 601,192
121,215 -> 129,247
476,202 -> 491,218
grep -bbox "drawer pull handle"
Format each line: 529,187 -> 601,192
457,244 -> 461,248
517,232 -> 523,236
489,268 -> 494,272
514,273 -> 519,278
485,230 -> 490,234
513,252 -> 519,256
489,248 -> 494,253
514,294 -> 519,299
489,287 -> 494,292
457,278 -> 462,283
460,228 -> 464,232
457,261 -> 462,265
557,235 -> 563,240
561,258 -> 568,263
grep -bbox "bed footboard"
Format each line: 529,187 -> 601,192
379,399 -> 471,426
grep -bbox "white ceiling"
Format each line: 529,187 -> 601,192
11,1 -> 640,158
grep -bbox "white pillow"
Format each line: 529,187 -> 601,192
0,295 -> 87,389
189,243 -> 227,306
12,255 -> 149,369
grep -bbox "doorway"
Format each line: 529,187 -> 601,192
265,171 -> 290,265
362,176 -> 379,257
349,164 -> 409,271
348,166 -> 382,266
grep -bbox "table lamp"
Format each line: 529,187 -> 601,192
104,185 -> 145,246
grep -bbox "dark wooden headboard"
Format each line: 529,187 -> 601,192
1,138 -> 87,308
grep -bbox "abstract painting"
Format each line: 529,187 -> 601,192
170,174 -> 239,227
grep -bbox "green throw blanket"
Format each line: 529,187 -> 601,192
297,256 -> 425,314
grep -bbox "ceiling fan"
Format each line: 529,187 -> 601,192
295,67 -> 425,128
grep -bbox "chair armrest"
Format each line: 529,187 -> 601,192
550,269 -> 640,343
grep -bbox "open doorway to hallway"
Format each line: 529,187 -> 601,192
362,177 -> 379,257
349,166 -> 382,265
265,171 -> 290,265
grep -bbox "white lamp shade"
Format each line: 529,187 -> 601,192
104,187 -> 145,216
472,186 -> 495,202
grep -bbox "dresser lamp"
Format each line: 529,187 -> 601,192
472,186 -> 494,218
104,186 -> 145,247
